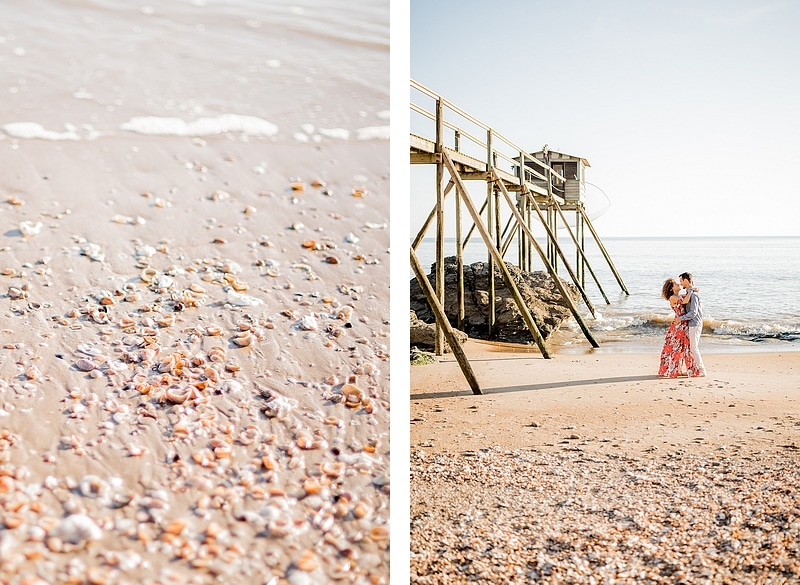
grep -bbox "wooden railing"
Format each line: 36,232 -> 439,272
410,79 -> 565,187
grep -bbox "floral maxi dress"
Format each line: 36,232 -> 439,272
658,302 -> 699,378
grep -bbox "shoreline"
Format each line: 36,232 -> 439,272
477,334 -> 800,356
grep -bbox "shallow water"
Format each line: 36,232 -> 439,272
1,0 -> 389,144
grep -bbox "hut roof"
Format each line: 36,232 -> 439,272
530,150 -> 590,168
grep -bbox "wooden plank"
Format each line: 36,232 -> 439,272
410,247 -> 481,395
411,153 -> 437,164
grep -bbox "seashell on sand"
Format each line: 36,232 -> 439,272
19,220 -> 44,236
164,385 -> 192,404
51,513 -> 103,545
79,475 -> 110,499
75,358 -> 99,372
232,331 -> 252,347
297,315 -> 318,331
226,289 -> 263,307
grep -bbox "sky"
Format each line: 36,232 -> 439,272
407,0 -> 800,238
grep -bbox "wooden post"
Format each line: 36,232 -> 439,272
517,193 -> 526,270
544,153 -> 557,271
580,208 -> 584,288
500,214 -> 516,257
486,130 -> 495,339
410,248 -> 481,395
455,184 -> 465,330
442,152 -> 552,358
579,206 -> 629,295
495,175 -> 599,348
434,98 -> 445,355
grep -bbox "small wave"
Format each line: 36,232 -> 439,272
119,114 -> 278,138
319,128 -> 351,140
604,312 -> 800,339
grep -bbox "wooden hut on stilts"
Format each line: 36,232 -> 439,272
410,80 -> 629,394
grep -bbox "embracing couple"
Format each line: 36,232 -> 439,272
659,272 -> 706,378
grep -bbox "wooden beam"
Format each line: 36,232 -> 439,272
411,152 -> 437,164
410,247 -> 481,395
461,197 -> 488,250
459,171 -> 490,181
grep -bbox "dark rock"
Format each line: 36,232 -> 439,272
410,310 -> 467,352
410,256 -> 578,345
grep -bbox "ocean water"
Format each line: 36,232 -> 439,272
0,0 -> 389,145
413,236 -> 800,354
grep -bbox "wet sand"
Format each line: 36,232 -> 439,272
0,135 -> 389,584
410,341 -> 800,583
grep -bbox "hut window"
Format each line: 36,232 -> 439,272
564,162 -> 578,180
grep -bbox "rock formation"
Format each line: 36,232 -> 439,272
410,256 -> 579,345
410,310 -> 468,353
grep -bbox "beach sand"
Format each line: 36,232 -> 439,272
0,135 -> 390,584
410,341 -> 800,583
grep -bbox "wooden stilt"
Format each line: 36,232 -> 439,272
486,180 -> 496,339
462,197 -> 488,249
435,98 -> 445,355
455,186 -> 465,330
500,214 -> 517,258
410,248 -> 481,395
442,152 -> 552,358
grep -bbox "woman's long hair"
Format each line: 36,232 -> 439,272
661,278 -> 677,301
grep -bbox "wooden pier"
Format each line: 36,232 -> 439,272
410,80 -> 629,394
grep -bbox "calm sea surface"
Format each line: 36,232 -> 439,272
414,236 -> 800,354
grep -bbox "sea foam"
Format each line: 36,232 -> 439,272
2,122 -> 80,141
120,114 -> 278,137
356,125 -> 389,140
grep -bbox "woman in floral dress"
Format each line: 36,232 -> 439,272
658,278 -> 699,378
